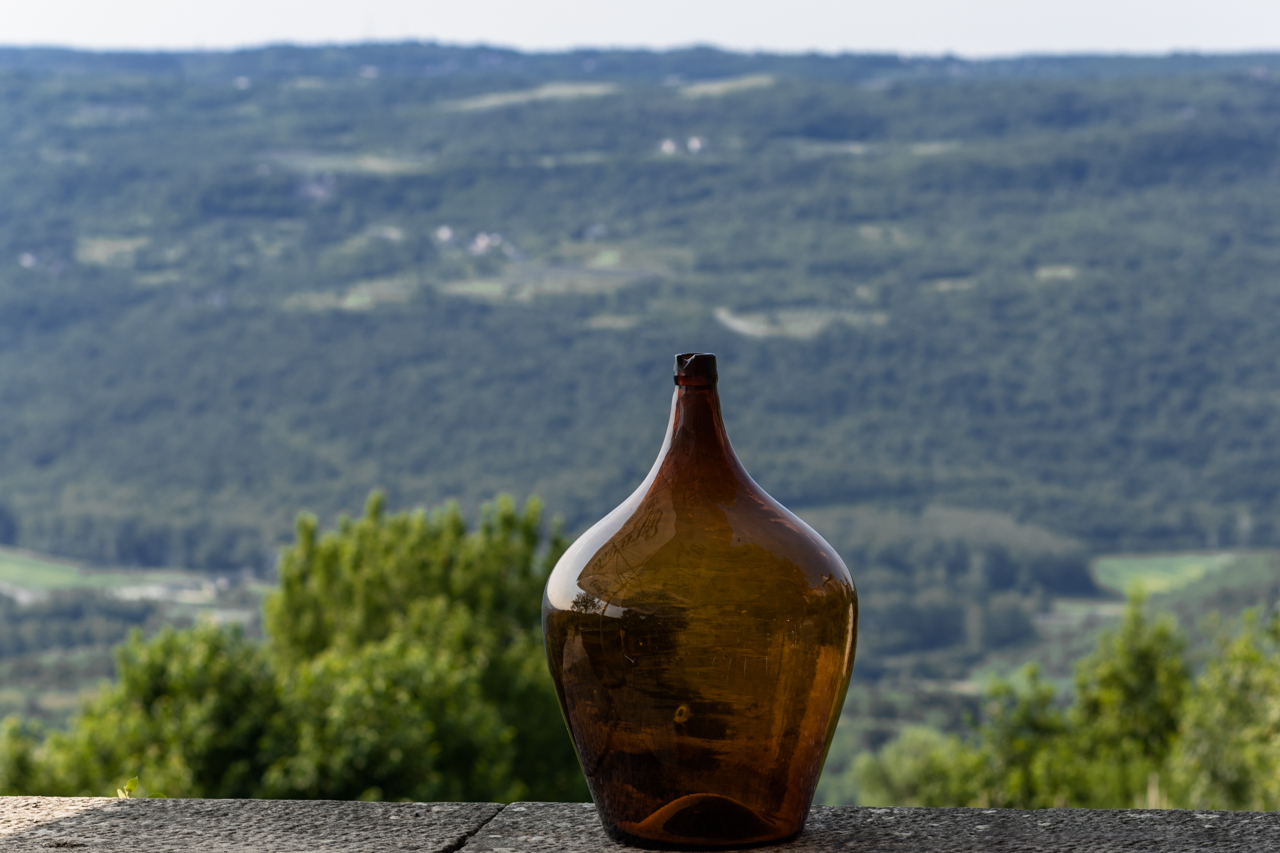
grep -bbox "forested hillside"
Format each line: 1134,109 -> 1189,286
2,46 -> 1280,623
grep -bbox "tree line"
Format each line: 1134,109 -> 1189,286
5,491 -> 1280,811
843,595 -> 1280,810
0,493 -> 586,801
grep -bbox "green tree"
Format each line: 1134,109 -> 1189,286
852,725 -> 983,807
266,492 -> 553,659
1066,594 -> 1189,807
265,491 -> 584,802
0,717 -> 40,796
851,665 -> 1067,808
0,492 -> 587,802
261,600 -> 519,802
975,665 -> 1072,808
849,594 -> 1190,808
1171,609 -> 1280,810
23,625 -> 279,798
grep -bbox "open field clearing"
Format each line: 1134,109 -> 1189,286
1090,551 -> 1271,595
264,151 -> 434,175
284,275 -> 419,312
75,236 -> 149,267
714,307 -> 889,339
0,548 -> 194,592
680,74 -> 775,98
443,82 -> 619,112
0,546 -> 258,606
440,265 -> 652,302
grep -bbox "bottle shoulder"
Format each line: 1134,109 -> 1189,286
545,474 -> 854,615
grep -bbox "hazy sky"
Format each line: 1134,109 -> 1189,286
4,0 -> 1279,57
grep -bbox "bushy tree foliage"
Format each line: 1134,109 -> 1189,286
262,607 -> 518,802
853,665 -> 1070,808
852,595 -> 1195,808
1065,597 -> 1189,807
0,493 -> 587,802
42,626 -> 279,797
263,491 -> 582,801
1170,611 -> 1280,810
0,626 -> 277,797
849,725 -> 983,808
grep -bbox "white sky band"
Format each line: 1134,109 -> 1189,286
3,0 -> 1279,57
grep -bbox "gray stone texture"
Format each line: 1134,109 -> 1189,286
0,797 -> 501,852
4,799 -> 1280,852
461,802 -> 1280,852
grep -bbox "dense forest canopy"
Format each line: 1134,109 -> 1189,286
1,44 -> 1278,575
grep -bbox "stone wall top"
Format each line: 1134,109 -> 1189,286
2,798 -> 1278,852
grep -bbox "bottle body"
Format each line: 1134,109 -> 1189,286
543,355 -> 857,848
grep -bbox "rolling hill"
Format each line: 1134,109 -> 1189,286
2,43 -> 1280,685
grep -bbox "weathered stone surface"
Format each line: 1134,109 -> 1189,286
800,806 -> 1280,852
5,799 -> 1280,852
461,802 -> 603,852
459,802 -> 1280,852
0,797 -> 502,852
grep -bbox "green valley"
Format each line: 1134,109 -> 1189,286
3,44 -> 1280,772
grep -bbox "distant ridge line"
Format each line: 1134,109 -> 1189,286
0,43 -> 1276,83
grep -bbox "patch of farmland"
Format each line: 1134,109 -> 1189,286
283,275 -> 418,312
443,82 -> 618,112
714,306 -> 888,339
1090,551 -> 1268,595
75,236 -> 149,267
265,151 -> 434,175
0,546 -> 219,601
680,74 -> 774,98
439,264 -> 651,302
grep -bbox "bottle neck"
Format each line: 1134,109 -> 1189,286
653,383 -> 747,497
670,384 -> 731,451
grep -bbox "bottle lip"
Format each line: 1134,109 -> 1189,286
674,352 -> 717,386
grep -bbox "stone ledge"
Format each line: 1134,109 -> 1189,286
0,798 -> 501,852
3,798 -> 1279,852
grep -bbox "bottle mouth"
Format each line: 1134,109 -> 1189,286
674,352 -> 717,386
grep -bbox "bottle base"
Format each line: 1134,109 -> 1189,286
597,793 -> 802,850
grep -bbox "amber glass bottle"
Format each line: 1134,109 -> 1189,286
543,353 -> 858,849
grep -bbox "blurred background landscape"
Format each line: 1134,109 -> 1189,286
3,34 -> 1280,805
